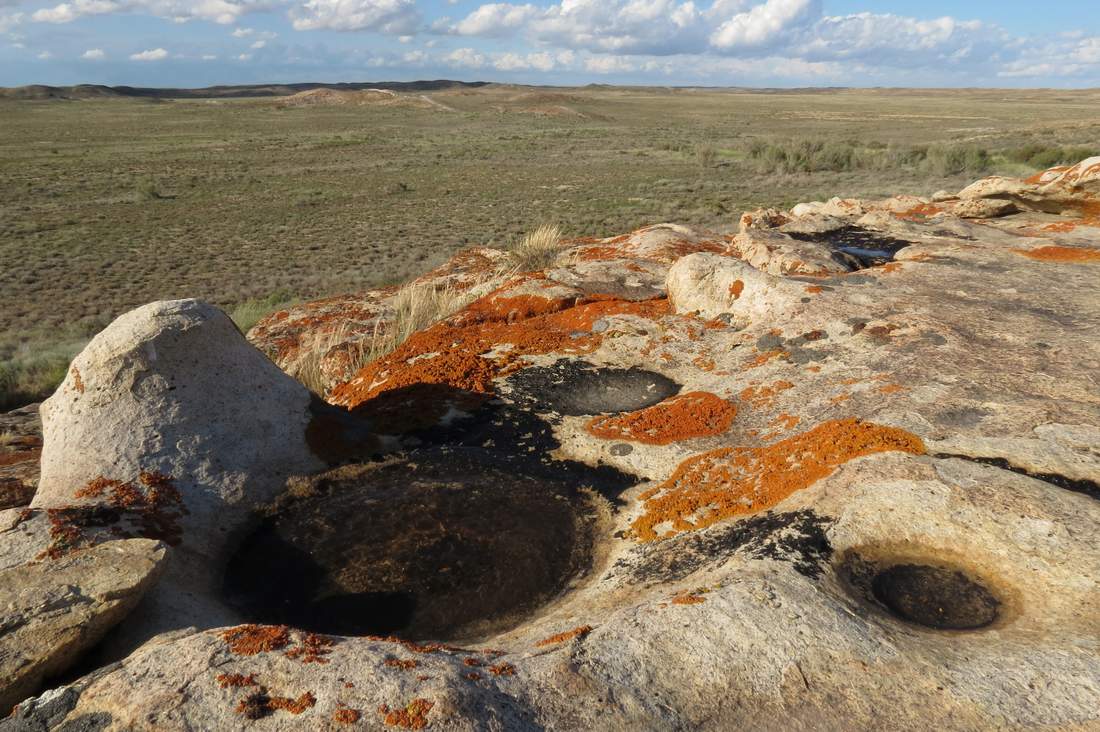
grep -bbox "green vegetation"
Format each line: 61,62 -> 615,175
0,337 -> 86,411
2,86 -> 1099,408
229,291 -> 300,333
1005,144 -> 1100,170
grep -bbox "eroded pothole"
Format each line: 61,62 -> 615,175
223,449 -> 605,641
871,564 -> 999,630
506,359 -> 681,416
787,226 -> 912,269
840,551 -> 1002,631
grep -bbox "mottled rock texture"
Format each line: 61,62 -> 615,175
3,160 -> 1099,730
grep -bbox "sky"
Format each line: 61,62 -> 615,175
1,0 -> 1099,88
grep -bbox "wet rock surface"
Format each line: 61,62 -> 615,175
4,159 -> 1100,729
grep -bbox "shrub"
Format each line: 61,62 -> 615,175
745,139 -> 993,176
696,144 -> 718,168
1007,144 -> 1099,169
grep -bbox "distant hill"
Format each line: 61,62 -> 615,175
0,80 -> 489,101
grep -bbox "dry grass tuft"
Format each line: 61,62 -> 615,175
288,281 -> 483,396
504,224 -> 566,272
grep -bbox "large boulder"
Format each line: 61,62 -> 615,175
29,299 -> 326,650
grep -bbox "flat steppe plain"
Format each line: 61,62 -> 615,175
1,84 -> 1098,406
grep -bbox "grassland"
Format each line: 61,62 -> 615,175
2,85 -> 1099,408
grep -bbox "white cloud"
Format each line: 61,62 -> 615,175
585,54 -> 635,74
34,0 -> 273,26
37,50 -> 52,59
232,26 -> 253,36
453,3 -> 538,37
130,47 -> 168,60
489,50 -> 558,72
250,39 -> 266,48
201,53 -> 218,60
710,0 -> 819,50
444,46 -> 486,68
0,11 -> 22,33
82,47 -> 105,59
237,52 -> 251,59
290,0 -> 421,33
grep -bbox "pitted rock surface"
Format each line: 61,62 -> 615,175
4,160 -> 1100,730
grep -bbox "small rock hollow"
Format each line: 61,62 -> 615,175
870,563 -> 1000,630
506,359 -> 681,416
223,449 -> 600,641
788,226 -> 912,268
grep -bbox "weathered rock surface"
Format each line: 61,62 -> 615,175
0,538 -> 167,712
0,404 -> 41,510
5,161 -> 1100,729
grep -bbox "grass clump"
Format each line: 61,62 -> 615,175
229,291 -> 300,334
0,339 -> 86,411
504,224 -> 565,272
290,281 -> 482,396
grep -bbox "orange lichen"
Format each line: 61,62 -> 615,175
465,672 -> 482,681
0,446 -> 41,470
222,625 -> 291,656
586,392 -> 737,446
334,708 -> 362,725
331,294 -> 670,409
535,625 -> 594,647
629,418 -> 926,542
895,202 -> 944,221
692,356 -> 716,372
761,411 -> 805,440
489,663 -> 516,677
878,383 -> 905,394
830,393 -> 852,405
284,632 -> 334,664
236,691 -> 316,719
747,350 -> 788,368
70,365 -> 85,394
385,657 -> 420,670
216,673 -> 258,688
1014,245 -> 1100,263
268,692 -> 316,715
739,381 -> 794,410
671,593 -> 706,605
380,699 -> 434,730
729,280 -> 744,299
805,285 -> 825,294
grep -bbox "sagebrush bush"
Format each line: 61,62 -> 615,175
746,139 -> 994,176
1006,144 -> 1099,169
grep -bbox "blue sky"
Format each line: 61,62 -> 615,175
1,1 -> 1098,88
